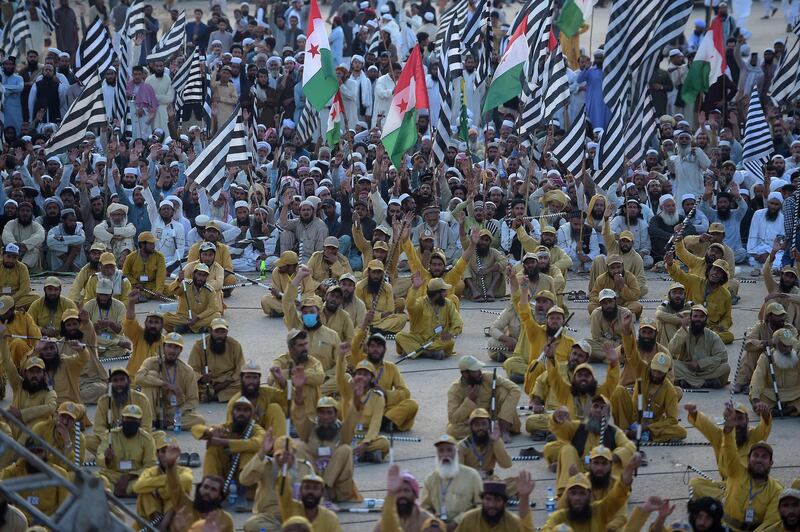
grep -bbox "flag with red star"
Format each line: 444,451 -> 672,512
301,0 -> 337,111
326,90 -> 345,146
380,45 -> 429,168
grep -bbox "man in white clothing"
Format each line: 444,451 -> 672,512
102,67 -> 118,121
371,63 -> 398,128
747,192 -> 786,271
45,209 -> 86,272
143,188 -> 186,273
144,60 -> 174,135
668,130 -> 711,201
349,55 -> 373,121
93,203 -> 136,266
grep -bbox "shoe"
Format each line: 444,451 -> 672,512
762,14 -> 770,19
361,450 -> 384,463
381,418 -> 396,433
703,378 -> 723,389
751,268 -> 761,277
510,373 -> 524,385
426,350 -> 445,360
179,452 -> 189,466
174,324 -> 190,334
732,295 -> 740,305
732,383 -> 749,395
519,446 -> 543,458
530,430 -> 548,441
269,310 -> 284,318
189,452 -> 201,468
772,7 -> 778,16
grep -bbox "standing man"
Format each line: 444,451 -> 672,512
577,50 -> 611,129
127,65 -> 157,139
144,60 -> 173,134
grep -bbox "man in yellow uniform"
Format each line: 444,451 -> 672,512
0,243 -> 37,308
0,335 -> 56,437
669,304 -> 730,389
514,223 -> 573,276
0,294 -> 40,368
420,434 -> 483,526
355,259 -> 408,334
56,308 -> 108,405
161,442 -> 235,531
84,278 -> 131,359
717,404 -> 783,530
655,282 -> 692,346
27,276 -> 76,336
587,255 -> 643,317
306,236 -> 353,283
82,252 -> 132,306
191,396 -> 265,483
618,316 -> 669,386
447,355 -> 521,441
542,454 -> 641,530
590,215 -> 648,296
339,273 -> 367,328
67,242 -> 105,303
0,438 -> 70,522
464,229 -> 507,301
132,431 -> 193,524
379,464 -> 435,531
396,275 -> 463,360
455,473 -> 534,532
750,328 -> 800,416
122,231 -> 167,301
135,331 -> 204,430
336,349 -> 389,463
224,361 -> 286,438
666,249 -> 734,343
31,400 -> 85,471
162,263 -> 221,333
97,404 -> 157,497
738,303 -> 796,394
181,241 -> 226,293
276,467 -> 343,532
486,299 -> 525,363
319,284 -> 355,342
185,221 -> 237,296
676,238 -> 739,299
268,329 -> 325,421
86,367 -> 153,454
457,408 -> 512,483
123,288 -> 165,375
188,317 -> 244,403
547,398 -> 637,494
34,331 -> 89,405
350,313 -> 418,431
686,401 -> 772,500
587,289 -> 634,357
260,250 -> 316,317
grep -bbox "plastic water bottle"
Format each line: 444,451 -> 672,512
545,487 -> 556,514
227,481 -> 238,506
259,260 -> 267,280
365,498 -> 377,509
173,409 -> 182,433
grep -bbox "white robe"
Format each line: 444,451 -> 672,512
372,73 -> 395,128
747,208 -> 785,261
145,73 -> 174,134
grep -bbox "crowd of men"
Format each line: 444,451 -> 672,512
4,0 -> 800,530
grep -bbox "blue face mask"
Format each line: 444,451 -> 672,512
302,313 -> 318,328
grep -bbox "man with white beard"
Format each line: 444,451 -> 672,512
747,192 -> 785,274
420,435 -> 482,526
750,328 -> 800,416
648,194 -> 689,263
668,130 -> 711,201
93,203 -> 136,266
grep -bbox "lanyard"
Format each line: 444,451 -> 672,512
440,478 -> 454,503
469,438 -> 486,469
375,365 -> 384,383
748,478 -> 767,504
646,382 -> 664,412
164,365 -> 177,385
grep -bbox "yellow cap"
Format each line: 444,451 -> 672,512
241,361 -> 261,374
317,396 -> 338,409
121,404 -> 143,419
281,516 -> 312,531
354,360 -> 377,377
606,254 -> 623,266
773,328 -> 797,347
428,278 -> 452,291
572,340 -> 592,357
61,308 -> 80,323
300,295 -> 323,309
589,446 -> 613,461
547,306 -> 565,316
0,295 -> 15,312
766,302 -> 787,316
478,228 -> 493,239
301,473 -> 325,485
100,252 -> 116,266
152,431 -> 176,450
691,304 -> 708,315
573,363 -> 595,377
566,473 -> 591,490
535,245 -> 551,257
24,356 -> 45,370
469,408 -> 491,421
44,276 -> 61,288
287,328 -> 306,343
422,517 -> 447,530
541,225 -> 556,234
163,332 -> 184,347
57,401 -> 79,419
711,258 -> 729,272
434,434 -> 458,446
708,223 -> 725,233
534,290 -> 557,303
373,241 -> 389,252
367,259 -> 385,271
90,242 -> 107,252
205,221 -> 221,232
138,231 -> 157,243
210,317 -> 229,330
650,352 -> 672,373
781,265 -> 799,276
668,282 -> 685,292
619,231 -> 634,241
276,250 -> 299,267
193,263 -> 210,274
640,317 -> 658,330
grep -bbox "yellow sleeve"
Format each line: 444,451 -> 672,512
362,393 -> 385,443
688,411 -> 723,451
12,267 -> 30,303
154,254 -> 166,293
277,473 -> 302,520
622,506 -> 650,532
720,428 -> 744,479
350,326 -> 367,368
622,331 -> 642,377
281,282 -> 302,330
750,415 -> 772,443
380,494 -> 403,532
166,464 -> 191,511
546,359 -> 571,406
402,238 -> 423,275
596,477 -> 631,525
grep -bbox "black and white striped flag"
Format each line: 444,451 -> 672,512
75,16 -> 115,86
122,0 -> 146,38
148,10 -> 186,62
474,0 -> 493,88
793,17 -> 800,37
38,0 -> 57,33
462,0 -> 487,51
770,36 -> 800,106
551,106 -> 587,175
1,7 -> 31,59
593,101 -> 627,190
114,33 -> 131,135
296,99 -> 320,144
203,56 -> 212,131
742,86 -> 774,180
186,104 -> 249,199
540,46 -> 571,127
623,91 -> 656,164
172,49 -> 194,111
367,29 -> 380,56
432,18 -> 462,164
435,0 -> 468,46
45,72 -> 106,155
643,0 -> 693,59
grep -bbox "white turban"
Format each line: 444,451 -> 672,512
659,194 -> 675,207
768,191 -> 784,204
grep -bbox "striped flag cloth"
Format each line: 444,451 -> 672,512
186,104 -> 249,199
742,87 -> 774,180
75,16 -> 115,86
202,56 -> 213,131
794,18 -> 800,37
148,10 -> 186,62
435,0 -> 467,45
474,0 -> 493,88
1,7 -> 31,59
462,0 -> 488,50
114,33 -> 132,135
367,29 -> 381,56
37,0 -> 57,33
551,106 -> 587,175
593,101 -> 627,190
296,99 -> 321,144
643,0 -> 693,59
540,46 -> 571,126
172,48 -> 195,112
122,0 -> 146,38
770,36 -> 800,106
432,18 -> 461,164
45,72 -> 106,155
623,91 -> 656,163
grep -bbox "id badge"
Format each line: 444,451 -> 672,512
642,410 -> 654,419
100,331 -> 112,340
27,496 -> 39,505
139,275 -> 149,282
318,446 -> 332,457
584,454 -> 590,465
434,325 -> 443,335
745,507 -> 755,524
1,287 -> 11,294
119,460 -> 133,471
169,394 -> 177,407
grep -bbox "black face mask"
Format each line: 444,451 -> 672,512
121,420 -> 140,437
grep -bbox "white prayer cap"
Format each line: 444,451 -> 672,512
718,140 -> 731,147
124,167 -> 139,176
47,156 -> 62,165
381,13 -> 392,20
366,19 -> 378,28
267,55 -> 281,65
211,39 -> 223,46
388,198 -> 401,206
592,127 -> 604,135
768,191 -> 784,204
658,194 -> 675,207
772,154 -> 785,160
792,140 -> 800,147
740,188 -> 751,197
95,156 -> 107,164
680,193 -> 695,203
5,199 -> 17,207
195,215 -> 210,226
359,1 -> 369,7
284,56 -> 296,64
593,49 -> 604,57
367,64 -> 379,71
243,37 -> 255,46
351,54 -> 365,64
47,47 -> 62,55
169,161 -> 180,168
380,4 -> 390,12
234,200 -> 249,210
256,141 -> 270,151
646,149 -> 659,156
353,161 -> 367,173
230,57 -> 242,64
398,193 -> 411,203
766,47 -> 775,54
159,200 -> 174,209
770,179 -> 788,192
424,11 -> 434,21
501,119 -> 514,129
315,186 -> 329,196
282,118 -> 296,129
106,65 -> 117,72
587,142 -> 598,149
350,152 -> 363,161
668,49 -> 683,57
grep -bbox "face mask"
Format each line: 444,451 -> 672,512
121,420 -> 140,437
302,313 -> 318,328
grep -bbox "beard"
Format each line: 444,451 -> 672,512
302,493 -> 321,509
585,415 -> 603,434
44,296 -> 60,310
25,460 -> 43,474
42,355 -> 60,373
774,349 -> 800,369
780,279 -> 797,292
476,244 -> 490,257
435,457 -> 460,479
546,325 -> 560,337
210,338 -> 226,354
567,503 -> 592,522
61,328 -> 84,341
315,423 -> 340,441
690,322 -> 706,335
735,426 -> 748,447
342,292 -> 354,304
766,209 -> 780,222
242,383 -> 259,400
482,507 -> 505,525
367,278 -> 382,293
193,486 -> 221,514
97,298 -> 112,310
660,211 -> 681,226
472,430 -> 490,446
525,268 -> 539,282
397,497 -> 415,517
144,328 -> 162,344
601,307 -> 618,322
589,471 -> 611,489
112,386 -> 130,406
22,377 -> 48,393
717,207 -> 731,221
637,336 -> 656,352
231,418 -> 249,434
748,464 -> 770,481
669,298 -> 685,311
571,380 -> 598,397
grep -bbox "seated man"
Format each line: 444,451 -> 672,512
676,238 -> 739,301
339,272 -> 367,327
27,276 -> 77,336
486,300 -> 523,363
319,284 -> 354,342
97,404 -> 157,498
669,304 -> 730,389
124,290 -> 166,375
618,317 -> 669,387
122,231 -> 167,301
187,317 -> 245,403
275,468 -> 341,532
86,367 -> 153,455
260,250 -> 316,317
67,242 -> 105,303
456,475 -> 534,531
185,220 -> 237,296
135,332 -> 205,430
0,294 -> 40,368
587,255 -> 643,318
59,308 -> 108,405
351,313 -> 418,431
0,243 -> 38,308
750,328 -> 800,416
162,263 -> 221,333
224,361 -> 286,438
739,302 -> 796,394
463,229 -> 507,301
587,289 -> 633,358
83,278 -> 131,359
420,434 -> 482,526
666,249 -> 733,343
446,355 -> 520,441
132,431 -> 194,524
82,252 -> 132,306
31,401 -> 86,471
306,235 -> 353,283
395,274 -> 463,360
355,259 -> 408,334
191,396 -> 265,483
457,408 -> 513,484
268,329 -> 325,421
180,241 -> 226,293
0,340 -> 57,438
93,202 -> 135,265
0,438 -> 70,522
589,214 -> 647,298
654,282 -> 692,346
